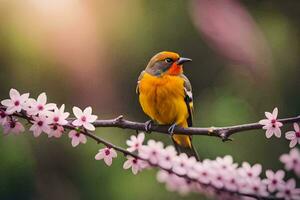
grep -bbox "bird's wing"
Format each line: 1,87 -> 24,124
136,70 -> 146,95
181,74 -> 193,127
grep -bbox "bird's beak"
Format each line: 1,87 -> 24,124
177,57 -> 192,65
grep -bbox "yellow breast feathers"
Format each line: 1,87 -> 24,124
138,72 -> 189,126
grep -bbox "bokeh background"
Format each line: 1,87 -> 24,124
0,0 -> 299,199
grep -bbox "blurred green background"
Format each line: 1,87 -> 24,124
0,0 -> 299,199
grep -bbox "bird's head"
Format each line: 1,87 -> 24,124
145,51 -> 192,76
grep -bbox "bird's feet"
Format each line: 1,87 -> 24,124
168,123 -> 177,136
144,120 -> 154,133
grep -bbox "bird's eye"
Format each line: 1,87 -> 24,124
164,58 -> 173,63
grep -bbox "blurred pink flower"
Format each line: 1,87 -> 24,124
215,155 -> 237,172
139,140 -> 163,165
276,179 -> 300,200
123,156 -> 147,175
68,130 -> 87,147
3,120 -> 25,135
238,162 -> 262,180
25,92 -> 56,116
48,125 -> 64,138
29,115 -> 51,137
240,178 -> 268,197
1,88 -> 29,114
190,0 -> 271,71
259,107 -> 283,138
0,110 -> 8,125
172,153 -> 190,176
190,162 -> 211,184
280,148 -> 300,176
126,132 -> 145,152
95,147 -> 117,166
72,106 -> 97,131
158,145 -> 177,170
285,123 -> 300,148
263,170 -> 285,193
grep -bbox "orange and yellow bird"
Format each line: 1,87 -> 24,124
136,51 -> 199,160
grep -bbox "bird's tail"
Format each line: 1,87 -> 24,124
172,134 -> 200,161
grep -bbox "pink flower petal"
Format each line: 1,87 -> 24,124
289,139 -> 298,148
294,123 -> 300,132
123,159 -> 132,169
79,134 -> 87,144
72,106 -> 83,118
72,119 -> 82,127
9,88 -> 20,99
274,128 -> 281,138
84,106 -> 92,115
20,93 -> 29,101
71,137 -> 80,147
259,119 -> 269,125
110,149 -> 117,158
265,112 -> 273,119
104,157 -> 113,166
272,107 -> 278,119
286,131 -> 296,140
95,152 -> 104,160
1,99 -> 12,107
83,122 -> 95,131
88,115 -> 97,122
265,128 -> 274,138
37,92 -> 47,104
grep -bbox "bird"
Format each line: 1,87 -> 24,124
136,51 -> 199,160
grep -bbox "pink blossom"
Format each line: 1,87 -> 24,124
209,168 -> 226,189
259,107 -> 283,138
126,132 -> 145,152
276,179 -> 300,200
29,115 -> 51,137
48,104 -> 69,126
189,162 -> 211,184
25,93 -> 56,116
240,178 -> 268,197
162,172 -> 191,195
72,106 -> 97,131
0,110 -> 8,125
263,170 -> 285,192
223,172 -> 242,192
238,162 -> 262,180
68,130 -> 87,147
172,153 -> 196,176
280,148 -> 300,176
123,156 -> 147,175
138,140 -> 163,165
214,155 -> 238,172
1,88 -> 29,114
95,147 -> 117,166
3,120 -> 25,135
157,170 -> 170,183
48,125 -> 64,138
158,145 -> 177,169
285,123 -> 300,148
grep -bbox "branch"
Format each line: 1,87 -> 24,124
2,105 -> 300,141
90,115 -> 300,141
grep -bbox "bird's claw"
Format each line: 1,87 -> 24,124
168,123 -> 177,136
144,120 -> 153,133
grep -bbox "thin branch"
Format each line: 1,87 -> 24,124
91,115 -> 300,141
2,105 -> 300,141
